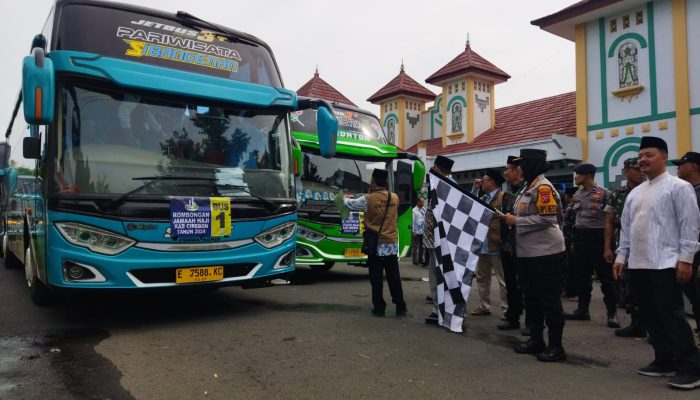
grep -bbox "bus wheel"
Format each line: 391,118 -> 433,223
25,247 -> 53,307
310,262 -> 334,272
3,237 -> 20,269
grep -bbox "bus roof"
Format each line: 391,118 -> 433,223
50,0 -> 285,86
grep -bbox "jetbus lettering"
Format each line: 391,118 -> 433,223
131,19 -> 199,37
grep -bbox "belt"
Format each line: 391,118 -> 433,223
574,228 -> 604,237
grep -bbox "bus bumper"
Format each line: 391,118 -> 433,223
45,226 -> 296,290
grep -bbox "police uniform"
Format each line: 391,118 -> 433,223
562,186 -> 578,298
511,148 -> 567,362
672,152 -> 700,333
498,157 -> 527,330
566,163 -> 618,326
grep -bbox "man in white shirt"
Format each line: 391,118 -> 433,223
411,197 -> 427,265
613,136 -> 700,390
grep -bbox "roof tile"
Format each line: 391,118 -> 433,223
367,66 -> 437,103
425,43 -> 510,85
407,92 -> 576,157
297,71 -> 356,107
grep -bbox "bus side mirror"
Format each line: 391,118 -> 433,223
292,139 -> 302,177
316,106 -> 337,159
23,137 -> 41,159
23,45 -> 55,125
413,160 -> 426,192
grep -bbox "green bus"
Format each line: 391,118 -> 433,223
291,102 -> 424,270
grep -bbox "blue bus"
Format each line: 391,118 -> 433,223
5,0 -> 337,305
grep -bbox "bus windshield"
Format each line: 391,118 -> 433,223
291,108 -> 387,144
298,153 -> 387,213
53,83 -> 292,200
55,4 -> 282,87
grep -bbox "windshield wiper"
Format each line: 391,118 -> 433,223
175,11 -> 258,47
304,203 -> 333,218
104,175 -> 213,210
180,183 -> 279,212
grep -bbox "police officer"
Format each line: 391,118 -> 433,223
565,163 -> 619,328
504,149 -> 567,362
498,156 -> 527,331
602,157 -> 646,337
562,186 -> 578,299
672,151 -> 700,335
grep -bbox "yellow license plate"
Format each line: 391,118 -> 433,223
176,266 -> 224,284
344,248 -> 365,257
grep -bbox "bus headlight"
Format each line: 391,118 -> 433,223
55,222 -> 135,255
297,226 -> 326,242
255,222 -> 296,249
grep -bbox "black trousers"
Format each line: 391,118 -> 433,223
502,250 -> 523,323
630,269 -> 700,375
574,229 -> 617,314
563,239 -> 577,297
411,234 -> 427,265
367,254 -> 406,312
682,264 -> 700,331
518,253 -> 566,344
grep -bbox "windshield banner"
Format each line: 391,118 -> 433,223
340,212 -> 363,235
170,197 -> 231,238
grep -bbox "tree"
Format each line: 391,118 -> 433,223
9,160 -> 35,176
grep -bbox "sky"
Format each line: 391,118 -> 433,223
0,0 -> 577,161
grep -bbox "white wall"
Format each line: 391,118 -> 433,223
403,97 -> 425,150
473,79 -> 492,138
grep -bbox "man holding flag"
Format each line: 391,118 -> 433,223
503,148 -> 567,362
428,157 -> 496,333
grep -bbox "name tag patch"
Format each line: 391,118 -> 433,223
536,186 -> 558,215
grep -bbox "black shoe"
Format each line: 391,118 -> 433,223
424,312 -> 439,325
638,361 -> 677,377
668,374 -> 700,390
521,327 -> 531,336
607,313 -> 621,328
371,309 -> 385,317
565,310 -> 591,320
497,320 -> 521,330
396,308 -> 407,317
513,338 -> 545,354
537,345 -> 567,362
425,296 -> 433,304
615,323 -> 646,338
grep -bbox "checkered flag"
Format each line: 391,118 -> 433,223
429,171 -> 495,332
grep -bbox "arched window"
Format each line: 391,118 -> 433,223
618,42 -> 639,88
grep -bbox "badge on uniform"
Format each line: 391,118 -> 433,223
536,186 -> 558,215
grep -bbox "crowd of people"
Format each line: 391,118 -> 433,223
348,136 -> 700,391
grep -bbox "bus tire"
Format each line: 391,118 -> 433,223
310,262 -> 334,272
3,237 -> 20,269
25,247 -> 53,307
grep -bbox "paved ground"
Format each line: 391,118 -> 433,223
1,259 -> 698,399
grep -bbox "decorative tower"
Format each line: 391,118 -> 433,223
367,63 -> 437,149
297,67 -> 357,106
425,40 -> 510,147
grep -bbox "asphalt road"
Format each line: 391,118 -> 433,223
1,260 -> 698,400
